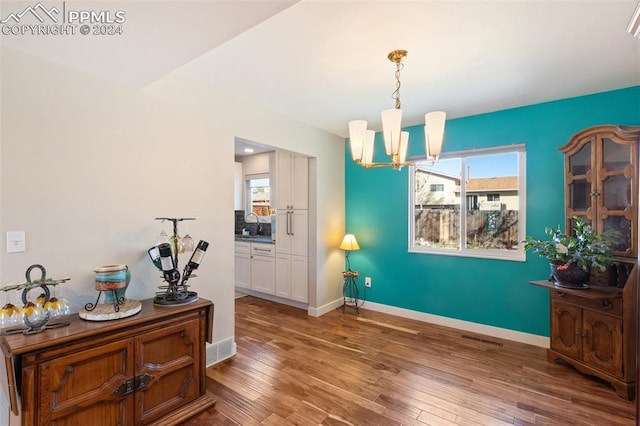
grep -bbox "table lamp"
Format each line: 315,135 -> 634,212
339,234 -> 360,271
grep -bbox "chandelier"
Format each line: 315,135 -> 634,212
348,50 -> 446,170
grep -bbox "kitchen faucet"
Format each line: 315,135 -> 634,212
244,212 -> 259,235
245,212 -> 259,223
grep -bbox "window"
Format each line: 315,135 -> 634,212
246,174 -> 271,217
409,144 -> 526,261
466,195 -> 478,211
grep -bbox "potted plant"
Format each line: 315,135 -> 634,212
523,216 -> 619,288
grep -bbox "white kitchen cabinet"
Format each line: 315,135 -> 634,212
274,151 -> 308,210
290,256 -> 308,303
250,243 -> 275,294
275,209 -> 308,257
275,208 -> 308,304
234,242 -> 251,289
275,254 -> 290,299
275,254 -> 308,302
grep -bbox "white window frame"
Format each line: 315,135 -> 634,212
408,144 -> 527,261
245,173 -> 272,223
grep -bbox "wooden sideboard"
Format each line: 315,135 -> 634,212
531,268 -> 637,400
1,298 -> 216,425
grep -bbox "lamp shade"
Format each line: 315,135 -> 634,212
339,234 -> 360,251
628,2 -> 640,38
348,120 -> 367,161
424,111 -> 446,160
381,108 -> 402,155
399,131 -> 409,164
362,130 -> 375,166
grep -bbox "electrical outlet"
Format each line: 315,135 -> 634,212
365,277 -> 371,287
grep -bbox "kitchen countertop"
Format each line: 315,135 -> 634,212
234,235 -> 274,244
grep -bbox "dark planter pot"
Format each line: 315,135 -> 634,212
549,262 -> 590,288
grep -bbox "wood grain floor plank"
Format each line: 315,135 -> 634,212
186,296 -> 635,425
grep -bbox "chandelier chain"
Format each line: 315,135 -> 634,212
392,61 -> 403,110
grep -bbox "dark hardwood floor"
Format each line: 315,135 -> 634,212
186,296 -> 635,425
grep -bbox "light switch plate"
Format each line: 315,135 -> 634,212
6,231 -> 25,253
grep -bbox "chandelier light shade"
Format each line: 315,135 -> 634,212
425,111 -> 447,161
348,120 -> 366,161
628,2 -> 640,38
348,49 -> 446,170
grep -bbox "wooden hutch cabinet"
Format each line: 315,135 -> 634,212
560,125 -> 640,258
533,125 -> 640,400
1,298 -> 216,425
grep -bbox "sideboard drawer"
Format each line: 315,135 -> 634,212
551,290 -> 622,317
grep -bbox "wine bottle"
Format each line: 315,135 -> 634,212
147,246 -> 162,270
158,243 -> 180,284
181,240 -> 209,283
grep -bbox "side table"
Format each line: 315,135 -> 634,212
342,270 -> 360,313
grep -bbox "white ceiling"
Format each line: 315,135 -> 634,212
2,0 -> 639,141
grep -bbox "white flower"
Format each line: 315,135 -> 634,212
556,243 -> 568,254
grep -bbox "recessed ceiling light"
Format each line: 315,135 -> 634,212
244,148 -> 255,153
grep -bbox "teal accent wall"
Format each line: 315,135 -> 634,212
345,86 -> 640,336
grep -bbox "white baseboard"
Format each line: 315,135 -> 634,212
358,300 -> 549,348
235,288 -> 308,310
308,297 -> 344,317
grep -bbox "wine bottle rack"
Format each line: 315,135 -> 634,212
153,217 -> 199,306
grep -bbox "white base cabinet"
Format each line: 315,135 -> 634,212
234,242 -> 251,289
275,254 -> 308,303
235,241 -> 275,293
251,256 -> 275,294
274,207 -> 309,303
249,243 -> 275,295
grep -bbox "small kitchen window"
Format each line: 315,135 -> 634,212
246,174 -> 271,218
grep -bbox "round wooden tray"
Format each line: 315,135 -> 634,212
79,299 -> 141,321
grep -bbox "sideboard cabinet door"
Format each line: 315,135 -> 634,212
135,318 -> 201,423
36,339 -> 135,425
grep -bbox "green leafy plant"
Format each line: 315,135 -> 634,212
523,216 -> 619,272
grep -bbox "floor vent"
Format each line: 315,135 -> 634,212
462,334 -> 503,346
206,337 -> 236,365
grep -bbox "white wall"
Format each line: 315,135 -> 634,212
0,47 -> 346,423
